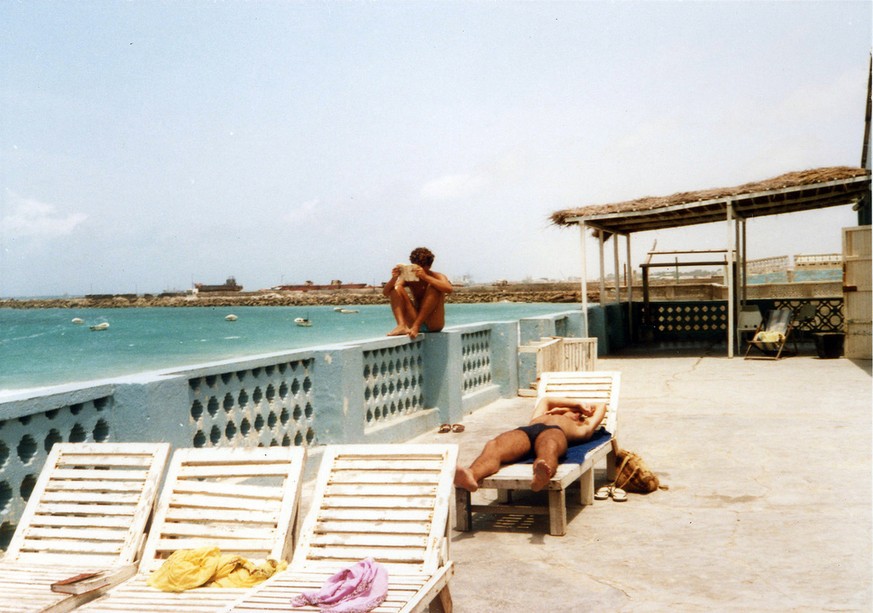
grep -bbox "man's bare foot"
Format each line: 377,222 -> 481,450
408,325 -> 422,340
531,459 -> 554,492
388,325 -> 409,336
454,466 -> 479,492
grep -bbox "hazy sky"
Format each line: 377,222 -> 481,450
1,1 -> 870,297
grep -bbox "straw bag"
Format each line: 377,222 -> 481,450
611,440 -> 661,494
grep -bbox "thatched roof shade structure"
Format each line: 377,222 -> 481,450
551,166 -> 870,235
549,165 -> 871,357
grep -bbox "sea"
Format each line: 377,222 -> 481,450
0,303 -> 573,394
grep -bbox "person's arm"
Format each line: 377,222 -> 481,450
531,396 -> 595,419
567,402 -> 608,440
413,268 -> 453,294
382,265 -> 402,297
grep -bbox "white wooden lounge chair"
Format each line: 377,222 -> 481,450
75,445 -> 305,612
0,442 -> 170,613
223,444 -> 459,613
456,370 -> 621,536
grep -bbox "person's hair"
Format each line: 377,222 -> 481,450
409,247 -> 435,268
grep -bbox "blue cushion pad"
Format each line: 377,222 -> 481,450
519,428 -> 612,465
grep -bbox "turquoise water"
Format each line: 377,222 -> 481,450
0,303 -> 572,392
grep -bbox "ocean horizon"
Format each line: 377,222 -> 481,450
0,302 -> 574,395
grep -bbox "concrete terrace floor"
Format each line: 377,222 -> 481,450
409,345 -> 872,612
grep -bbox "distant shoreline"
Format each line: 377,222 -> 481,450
0,285 -> 587,309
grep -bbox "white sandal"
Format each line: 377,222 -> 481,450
595,486 -> 612,500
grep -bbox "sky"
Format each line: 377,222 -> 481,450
0,1 -> 870,297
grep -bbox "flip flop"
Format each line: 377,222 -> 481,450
611,487 -> 628,502
595,486 -> 612,500
451,423 -> 465,433
438,424 -> 451,433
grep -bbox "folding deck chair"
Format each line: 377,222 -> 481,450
744,307 -> 797,360
75,445 -> 305,612
0,442 -> 170,613
455,370 -> 621,536
223,444 -> 459,613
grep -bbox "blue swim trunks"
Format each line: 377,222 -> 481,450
515,423 -> 563,449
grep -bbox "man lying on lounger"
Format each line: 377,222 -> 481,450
454,396 -> 607,493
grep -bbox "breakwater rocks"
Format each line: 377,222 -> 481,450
1,287 -> 589,309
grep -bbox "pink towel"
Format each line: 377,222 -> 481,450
291,557 -> 388,613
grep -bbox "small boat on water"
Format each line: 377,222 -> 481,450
294,317 -> 313,327
335,308 -> 359,314
71,317 -> 84,325
225,314 -> 238,321
89,322 -> 110,331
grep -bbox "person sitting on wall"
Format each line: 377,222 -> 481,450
383,247 -> 453,339
454,396 -> 607,492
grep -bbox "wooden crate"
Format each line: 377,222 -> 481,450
843,226 -> 871,359
843,225 -> 872,258
518,337 -> 599,396
561,337 -> 598,371
845,322 -> 872,360
845,260 -> 872,291
845,291 -> 872,322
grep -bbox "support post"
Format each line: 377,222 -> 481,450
579,223 -> 589,336
598,230 -> 606,306
613,232 -> 620,305
740,219 -> 747,305
726,203 -> 735,358
626,233 -> 633,340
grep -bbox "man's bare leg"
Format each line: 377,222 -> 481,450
530,429 -> 568,492
454,430 -> 531,492
409,285 -> 447,339
387,286 -> 416,336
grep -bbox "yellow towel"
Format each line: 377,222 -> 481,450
147,547 -> 221,592
147,547 -> 287,592
208,556 -> 287,588
754,331 -> 784,343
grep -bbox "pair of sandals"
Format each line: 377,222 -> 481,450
595,485 -> 627,502
438,423 -> 465,433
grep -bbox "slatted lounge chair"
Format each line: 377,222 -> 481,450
744,307 -> 797,360
75,445 -> 305,612
223,444 -> 459,613
456,370 -> 621,536
0,442 -> 170,613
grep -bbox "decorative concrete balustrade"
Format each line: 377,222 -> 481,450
0,309 -> 590,547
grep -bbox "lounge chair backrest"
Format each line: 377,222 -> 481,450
4,442 -> 170,566
290,444 -> 458,576
536,371 -> 621,435
765,308 -> 792,336
138,446 -> 305,573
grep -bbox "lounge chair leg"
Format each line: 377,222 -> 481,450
431,585 -> 453,612
580,469 -> 594,506
548,489 -> 567,536
454,488 -> 471,532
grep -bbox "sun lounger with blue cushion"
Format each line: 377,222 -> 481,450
456,371 -> 621,536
